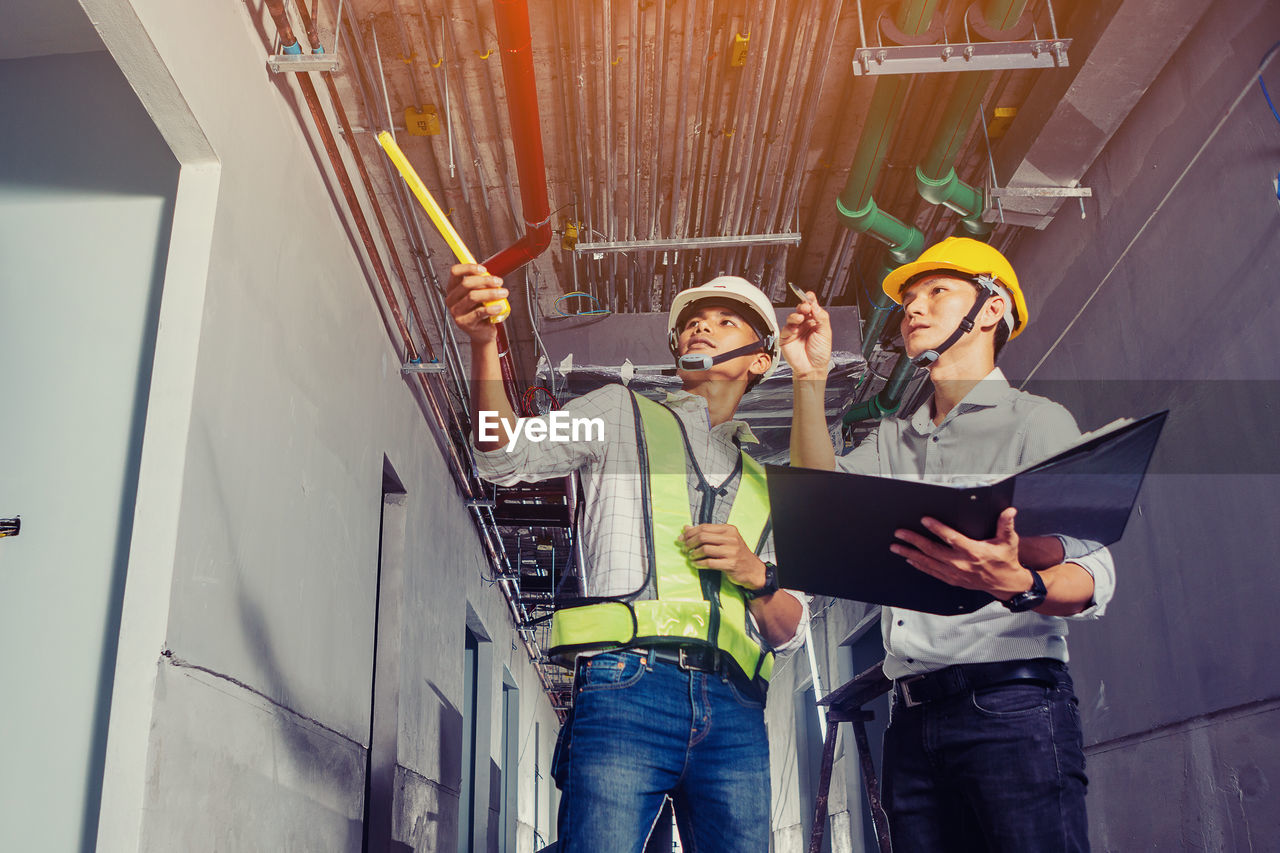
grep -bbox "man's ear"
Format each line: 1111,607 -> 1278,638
978,293 -> 1007,333
749,352 -> 772,377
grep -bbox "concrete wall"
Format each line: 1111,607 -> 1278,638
1001,0 -> 1280,847
40,1 -> 563,851
0,48 -> 179,853
769,1 -> 1280,850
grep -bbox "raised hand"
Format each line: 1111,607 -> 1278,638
780,289 -> 832,380
446,263 -> 509,343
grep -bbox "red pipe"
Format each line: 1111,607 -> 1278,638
487,0 -> 554,403
486,0 -> 553,278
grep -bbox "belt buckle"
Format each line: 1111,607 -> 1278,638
898,675 -> 925,708
678,647 -> 717,672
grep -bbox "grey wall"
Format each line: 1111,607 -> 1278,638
769,2 -> 1280,850
0,49 -> 179,853
0,1 -> 566,851
1000,0 -> 1280,846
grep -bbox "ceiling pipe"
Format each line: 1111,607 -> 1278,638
834,0 -> 937,266
264,1 -> 554,693
483,0 -> 553,278
262,0 -> 430,368
846,0 -> 1034,420
914,0 -> 1031,238
751,0 -> 832,276
832,0 -> 936,406
663,0 -> 699,309
339,5 -> 471,406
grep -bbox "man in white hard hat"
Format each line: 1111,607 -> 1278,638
448,264 -> 809,852
783,238 -> 1114,852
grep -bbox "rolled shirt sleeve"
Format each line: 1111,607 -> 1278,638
472,385 -> 621,486
1022,401 -> 1116,619
1055,534 -> 1115,619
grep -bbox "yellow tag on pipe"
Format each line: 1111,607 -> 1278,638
376,131 -> 510,323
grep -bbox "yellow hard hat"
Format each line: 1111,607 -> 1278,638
881,237 -> 1028,339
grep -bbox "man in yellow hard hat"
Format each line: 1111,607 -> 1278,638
784,237 -> 1113,852
448,265 -> 809,852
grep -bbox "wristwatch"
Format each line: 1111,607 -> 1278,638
1001,569 -> 1047,612
742,562 -> 780,600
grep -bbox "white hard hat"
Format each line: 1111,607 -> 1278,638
667,276 -> 780,378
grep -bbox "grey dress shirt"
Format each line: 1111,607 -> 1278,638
837,368 -> 1116,680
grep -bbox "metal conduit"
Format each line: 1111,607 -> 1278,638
262,0 -> 427,366
768,0 -> 844,282
663,0 -> 698,308
737,0 -> 792,276
294,0 -> 439,373
749,0 -> 826,275
439,6 -> 498,255
339,7 -> 471,405
262,1 -> 551,680
648,0 -> 670,311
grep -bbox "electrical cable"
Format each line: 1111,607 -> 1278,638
1260,41 -> 1280,126
526,268 -> 558,399
552,291 -> 612,317
1260,40 -> 1280,206
522,386 -> 561,415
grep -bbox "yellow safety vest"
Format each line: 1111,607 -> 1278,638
549,391 -> 776,684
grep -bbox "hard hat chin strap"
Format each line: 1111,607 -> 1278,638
676,335 -> 775,371
910,275 -> 1000,368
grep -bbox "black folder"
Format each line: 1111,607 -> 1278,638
766,410 -> 1168,615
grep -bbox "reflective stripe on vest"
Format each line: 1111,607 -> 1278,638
549,392 -> 775,683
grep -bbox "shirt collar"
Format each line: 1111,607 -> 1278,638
908,367 -> 1011,434
662,389 -> 759,445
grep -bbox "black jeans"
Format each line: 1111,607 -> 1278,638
882,661 -> 1089,852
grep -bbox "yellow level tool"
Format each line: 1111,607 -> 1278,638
377,131 -> 510,323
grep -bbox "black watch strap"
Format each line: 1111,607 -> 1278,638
1001,569 -> 1047,612
742,562 -> 780,600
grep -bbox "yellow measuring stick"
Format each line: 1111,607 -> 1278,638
376,131 -> 510,323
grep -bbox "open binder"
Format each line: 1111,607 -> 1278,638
766,410 -> 1168,615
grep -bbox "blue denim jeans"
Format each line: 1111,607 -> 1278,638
551,650 -> 771,853
882,661 -> 1089,853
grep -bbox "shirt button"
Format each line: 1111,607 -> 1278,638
931,436 -> 939,443
906,658 -> 915,663
897,620 -> 904,626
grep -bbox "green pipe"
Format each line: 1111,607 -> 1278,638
836,195 -> 924,264
833,0 -> 938,360
917,69 -> 996,183
913,0 -> 1028,232
837,77 -> 913,213
843,351 -> 918,424
860,276 -> 898,360
915,166 -> 993,238
837,0 -> 939,213
916,0 -> 1030,178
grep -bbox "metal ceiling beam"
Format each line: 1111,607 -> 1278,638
574,233 -> 802,253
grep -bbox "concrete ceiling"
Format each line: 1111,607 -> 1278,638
300,0 -> 1195,352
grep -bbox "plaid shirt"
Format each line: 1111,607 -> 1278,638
474,384 -> 809,653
